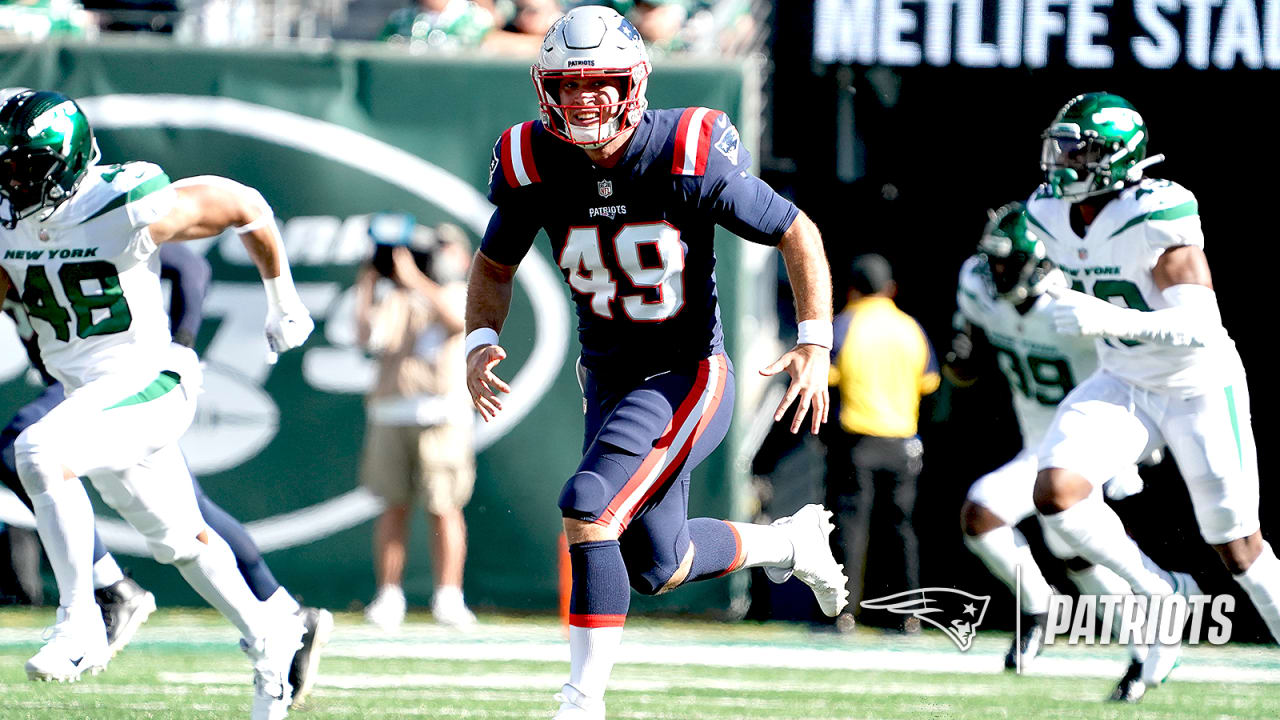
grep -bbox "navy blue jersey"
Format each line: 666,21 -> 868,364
481,107 -> 798,380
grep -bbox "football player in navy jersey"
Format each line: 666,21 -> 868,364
464,6 -> 848,719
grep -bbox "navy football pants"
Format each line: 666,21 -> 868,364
560,354 -> 735,594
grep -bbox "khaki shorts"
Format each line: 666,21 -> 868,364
359,422 -> 475,513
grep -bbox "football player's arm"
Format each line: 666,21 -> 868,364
148,177 -> 313,361
1047,245 -> 1223,347
465,197 -> 539,419
942,316 -> 987,388
158,244 -> 212,349
761,210 -> 833,435
0,267 -> 9,306
465,250 -> 517,420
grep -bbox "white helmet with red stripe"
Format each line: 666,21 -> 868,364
531,5 -> 651,148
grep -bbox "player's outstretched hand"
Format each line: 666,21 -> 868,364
1045,285 -> 1125,338
467,344 -> 511,421
760,344 -> 830,435
265,307 -> 315,365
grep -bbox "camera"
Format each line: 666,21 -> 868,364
367,212 -> 468,284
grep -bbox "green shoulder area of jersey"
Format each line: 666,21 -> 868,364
1107,179 -> 1198,240
78,162 -> 172,226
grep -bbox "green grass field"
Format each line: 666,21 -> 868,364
0,607 -> 1277,719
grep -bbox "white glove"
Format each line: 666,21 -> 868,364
1045,286 -> 1127,337
1103,464 -> 1145,501
264,305 -> 314,364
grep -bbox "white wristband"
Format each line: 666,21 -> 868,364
263,274 -> 303,311
234,210 -> 274,235
465,327 -> 500,357
796,319 -> 833,349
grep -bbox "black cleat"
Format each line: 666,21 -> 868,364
1109,658 -> 1147,702
95,576 -> 156,658
289,606 -> 334,709
1004,613 -> 1047,671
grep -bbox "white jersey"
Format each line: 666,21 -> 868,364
956,256 -> 1098,449
1025,179 -> 1242,396
0,162 -> 180,390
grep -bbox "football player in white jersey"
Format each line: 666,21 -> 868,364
1029,92 -> 1280,692
950,203 -> 1164,689
0,90 -> 314,719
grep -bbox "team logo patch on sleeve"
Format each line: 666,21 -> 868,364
714,125 -> 740,166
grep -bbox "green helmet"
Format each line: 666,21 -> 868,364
0,90 -> 97,229
1040,92 -> 1158,201
977,202 -> 1051,303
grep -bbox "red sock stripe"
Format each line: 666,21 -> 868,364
569,613 -> 627,629
596,356 -> 717,530
716,520 -> 744,577
500,125 -> 518,188
519,122 -> 540,183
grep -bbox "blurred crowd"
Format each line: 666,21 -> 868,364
1,0 -> 762,58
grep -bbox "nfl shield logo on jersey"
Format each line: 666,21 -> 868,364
1078,248 -> 1088,260
597,179 -> 613,198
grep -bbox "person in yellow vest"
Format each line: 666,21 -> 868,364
827,253 -> 940,632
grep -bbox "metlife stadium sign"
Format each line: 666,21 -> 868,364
814,0 -> 1280,70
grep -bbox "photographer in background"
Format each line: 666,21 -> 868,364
355,214 -> 477,630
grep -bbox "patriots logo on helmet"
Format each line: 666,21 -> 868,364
860,587 -> 991,651
617,18 -> 641,42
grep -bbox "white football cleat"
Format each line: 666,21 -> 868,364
364,586 -> 406,632
763,504 -> 850,617
1141,571 -> 1201,685
25,606 -> 110,683
242,613 -> 306,720
553,683 -> 605,720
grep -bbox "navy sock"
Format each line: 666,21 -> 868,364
687,518 -> 742,582
569,539 -> 630,628
194,480 -> 280,602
